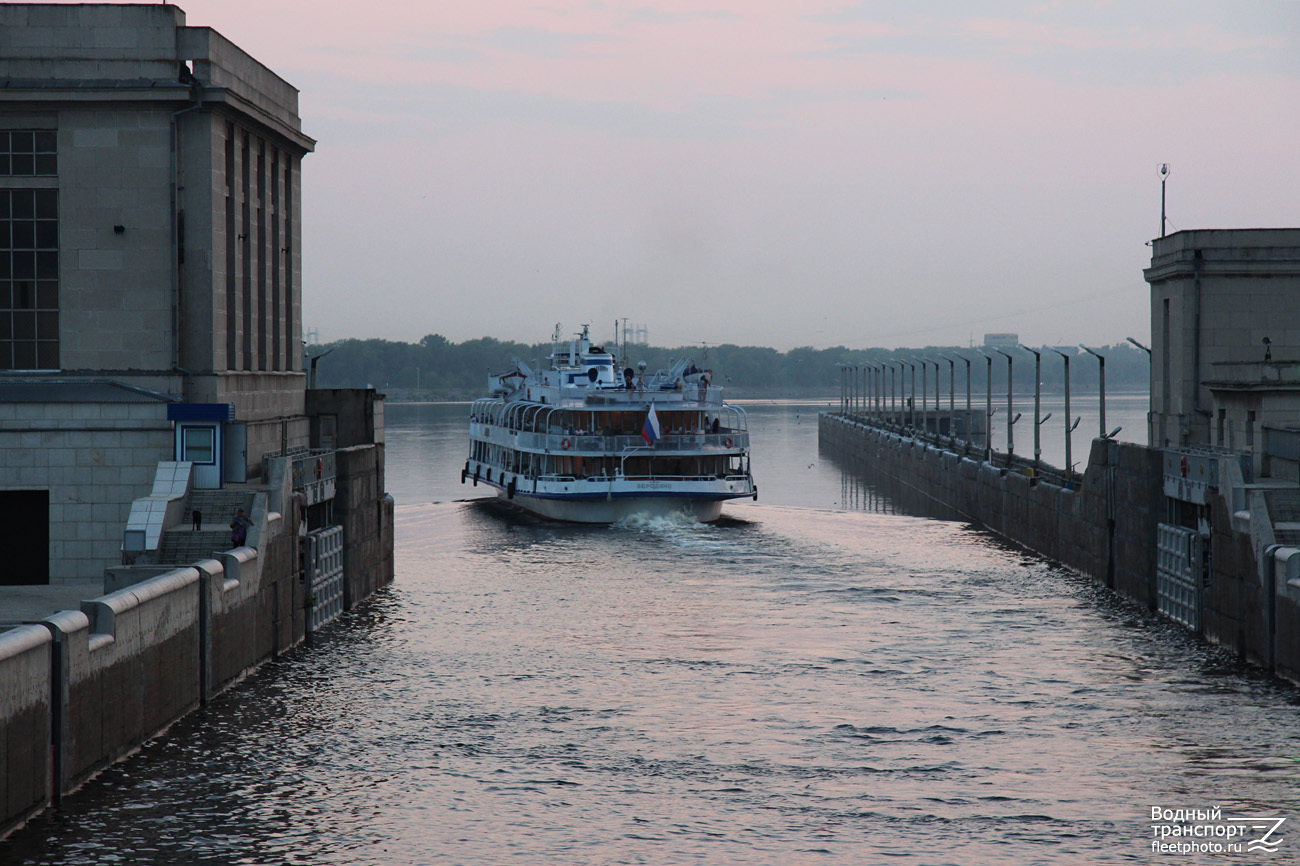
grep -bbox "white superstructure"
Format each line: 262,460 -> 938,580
463,324 -> 757,522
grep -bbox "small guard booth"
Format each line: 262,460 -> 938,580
167,403 -> 245,488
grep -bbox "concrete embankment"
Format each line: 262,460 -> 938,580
0,446 -> 394,839
819,413 -> 1300,684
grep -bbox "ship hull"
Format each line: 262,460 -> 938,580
502,491 -> 727,524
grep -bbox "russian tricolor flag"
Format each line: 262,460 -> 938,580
641,403 -> 661,444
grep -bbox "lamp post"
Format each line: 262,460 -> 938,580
881,362 -> 890,423
912,358 -> 926,434
872,362 -> 883,421
843,363 -> 851,416
862,363 -> 872,420
940,355 -> 956,444
923,358 -> 940,437
856,363 -> 863,417
882,361 -> 893,425
951,353 -> 972,451
1020,345 -> 1043,470
1052,347 -> 1082,480
858,363 -> 868,419
1159,163 -> 1170,238
837,364 -> 846,415
975,349 -> 994,462
929,357 -> 940,434
905,359 -> 918,429
889,358 -> 899,423
1081,345 -> 1107,440
1128,337 -> 1154,446
873,362 -> 884,420
995,348 -> 1015,458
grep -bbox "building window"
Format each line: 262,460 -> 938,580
0,188 -> 59,370
0,130 -> 57,177
182,426 -> 216,464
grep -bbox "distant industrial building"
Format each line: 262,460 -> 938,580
982,333 -> 1018,350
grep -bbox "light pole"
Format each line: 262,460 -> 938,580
976,349 -> 994,462
952,353 -> 973,451
856,364 -> 864,417
908,359 -> 921,429
1159,163 -> 1170,238
1020,345 -> 1043,470
889,358 -> 899,423
872,362 -> 883,421
912,358 -> 927,434
1081,345 -> 1107,440
995,348 -> 1015,458
1052,347 -> 1082,480
940,355 -> 956,443
923,358 -> 940,437
906,359 -> 918,429
1127,337 -> 1154,446
873,362 -> 885,420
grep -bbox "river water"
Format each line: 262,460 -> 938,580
5,398 -> 1300,865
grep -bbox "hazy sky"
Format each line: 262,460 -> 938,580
156,3 -> 1300,348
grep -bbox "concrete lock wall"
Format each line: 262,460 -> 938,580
0,441 -> 392,838
0,555 -> 278,838
335,444 -> 395,608
0,626 -> 52,833
818,413 -> 1300,685
60,569 -> 202,791
818,415 -> 1164,608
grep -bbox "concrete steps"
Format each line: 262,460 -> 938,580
184,490 -> 255,528
156,489 -> 258,565
1269,489 -> 1300,523
156,529 -> 234,565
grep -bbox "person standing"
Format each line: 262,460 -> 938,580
230,508 -> 251,546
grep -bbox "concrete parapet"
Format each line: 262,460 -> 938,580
821,412 -> 1300,687
0,625 -> 52,837
819,413 -> 1163,609
211,548 -> 260,696
64,569 -> 201,790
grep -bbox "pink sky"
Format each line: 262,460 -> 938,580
60,1 -> 1300,349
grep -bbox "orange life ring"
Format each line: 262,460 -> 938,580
561,437 -> 572,450
315,457 -> 323,478
723,436 -> 734,448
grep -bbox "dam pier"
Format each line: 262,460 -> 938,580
823,228 -> 1300,685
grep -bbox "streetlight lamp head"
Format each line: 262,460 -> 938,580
1105,426 -> 1122,439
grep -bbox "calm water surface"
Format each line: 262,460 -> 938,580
5,398 -> 1299,865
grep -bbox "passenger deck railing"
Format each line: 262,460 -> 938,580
475,430 -> 750,453
536,473 -> 748,484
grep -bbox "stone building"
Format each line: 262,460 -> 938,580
0,4 -> 319,584
1145,228 -> 1300,476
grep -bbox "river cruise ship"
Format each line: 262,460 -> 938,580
463,324 -> 757,522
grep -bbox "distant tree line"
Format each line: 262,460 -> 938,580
309,334 -> 1151,401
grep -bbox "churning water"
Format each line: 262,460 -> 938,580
5,399 -> 1300,865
